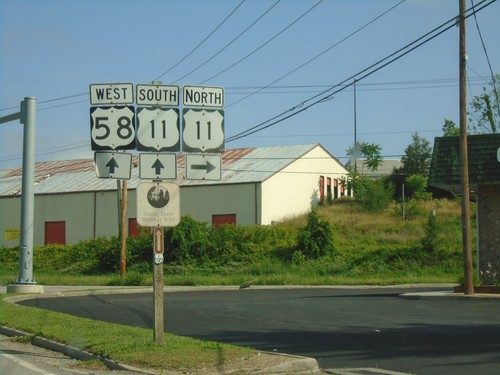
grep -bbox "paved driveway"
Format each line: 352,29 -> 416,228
17,286 -> 500,375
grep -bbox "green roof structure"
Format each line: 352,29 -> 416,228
429,134 -> 500,193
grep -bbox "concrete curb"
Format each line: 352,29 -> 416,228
0,325 -> 321,374
0,326 -> 159,374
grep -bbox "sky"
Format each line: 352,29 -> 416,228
1,0 -> 498,170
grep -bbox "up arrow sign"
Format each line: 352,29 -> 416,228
152,158 -> 164,175
106,157 -> 119,174
139,153 -> 177,180
94,152 -> 132,179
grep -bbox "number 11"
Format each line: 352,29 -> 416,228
196,121 -> 211,140
150,119 -> 167,139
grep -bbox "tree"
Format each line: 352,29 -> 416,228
397,133 -> 432,175
442,119 -> 460,136
468,73 -> 499,134
347,142 -> 383,173
443,74 -> 499,136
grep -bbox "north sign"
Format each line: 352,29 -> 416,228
94,151 -> 132,179
182,108 -> 224,153
136,107 -> 180,151
90,106 -> 136,150
89,83 -> 134,105
136,84 -> 179,106
183,85 -> 224,108
136,182 -> 181,227
185,154 -> 221,181
139,153 -> 177,180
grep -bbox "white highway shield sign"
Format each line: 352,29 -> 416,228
136,182 -> 180,227
139,153 -> 177,180
90,106 -> 136,150
136,107 -> 180,151
89,83 -> 134,105
182,109 -> 224,153
186,154 -> 221,181
94,151 -> 132,179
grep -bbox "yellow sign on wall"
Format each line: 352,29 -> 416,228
4,229 -> 20,240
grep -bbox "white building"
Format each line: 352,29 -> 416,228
0,144 -> 350,246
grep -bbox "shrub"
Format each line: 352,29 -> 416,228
296,208 -> 334,259
163,216 -> 210,264
421,211 -> 439,253
351,174 -> 393,212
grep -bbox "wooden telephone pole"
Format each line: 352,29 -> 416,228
459,0 -> 474,295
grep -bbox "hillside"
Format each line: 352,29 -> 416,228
0,198 -> 472,286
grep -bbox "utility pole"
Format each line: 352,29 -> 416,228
353,79 -> 358,173
459,0 -> 474,295
2,97 -> 43,294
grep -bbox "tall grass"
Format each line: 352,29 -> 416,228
0,199 -> 471,286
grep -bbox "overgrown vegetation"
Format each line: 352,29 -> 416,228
0,198 -> 473,286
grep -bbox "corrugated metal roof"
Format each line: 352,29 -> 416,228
429,134 -> 500,191
0,143 -> 335,196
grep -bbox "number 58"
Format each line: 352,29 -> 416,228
90,106 -> 136,150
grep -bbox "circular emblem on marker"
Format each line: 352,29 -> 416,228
147,186 -> 170,208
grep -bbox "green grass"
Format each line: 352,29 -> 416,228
0,295 -> 253,373
0,198 -> 470,372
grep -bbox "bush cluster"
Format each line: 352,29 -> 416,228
0,212 -> 334,275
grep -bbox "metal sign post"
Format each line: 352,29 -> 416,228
2,97 -> 44,294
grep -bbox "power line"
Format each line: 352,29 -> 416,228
225,0 -> 496,143
226,0 -> 407,109
152,0 -> 246,82
172,0 -> 281,84
199,0 -> 324,84
470,0 -> 500,121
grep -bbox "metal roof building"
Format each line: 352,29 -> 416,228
1,143 -> 350,246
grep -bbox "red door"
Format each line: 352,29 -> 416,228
45,221 -> 66,245
212,214 -> 236,228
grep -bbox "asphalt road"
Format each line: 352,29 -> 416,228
18,287 -> 500,375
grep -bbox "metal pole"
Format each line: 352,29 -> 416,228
459,0 -> 474,295
17,97 -> 37,284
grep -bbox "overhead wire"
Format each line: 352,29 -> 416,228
470,0 -> 500,121
226,0 -> 407,109
152,0 -> 246,82
171,0 -> 281,84
225,0 -> 496,143
199,0 -> 324,84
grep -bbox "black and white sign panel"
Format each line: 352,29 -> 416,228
136,107 -> 180,151
90,106 -> 136,150
183,85 -> 224,108
139,153 -> 177,180
89,83 -> 134,105
185,154 -> 221,181
136,84 -> 179,106
94,151 -> 132,180
182,108 -> 224,153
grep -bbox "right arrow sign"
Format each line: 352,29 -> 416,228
186,154 -> 221,181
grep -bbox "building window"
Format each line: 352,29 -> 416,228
45,221 -> 66,245
212,214 -> 236,228
333,179 -> 339,199
128,218 -> 140,237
